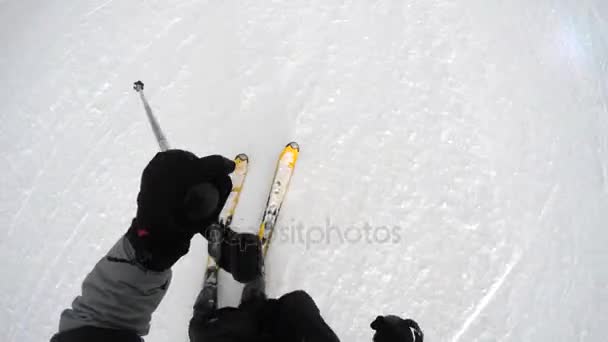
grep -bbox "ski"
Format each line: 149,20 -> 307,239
219,153 -> 250,227
197,142 -> 299,310
197,153 -> 249,312
258,142 -> 300,257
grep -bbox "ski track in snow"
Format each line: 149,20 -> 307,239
1,0 -> 608,341
84,0 -> 113,18
538,184 -> 560,221
451,251 -> 522,342
13,213 -> 89,342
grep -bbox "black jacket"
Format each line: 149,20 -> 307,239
53,290 -> 339,342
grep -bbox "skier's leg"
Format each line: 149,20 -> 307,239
189,266 -> 219,342
189,272 -> 260,342
193,266 -> 219,316
240,275 -> 267,306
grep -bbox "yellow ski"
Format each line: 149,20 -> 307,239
258,142 -> 300,256
199,153 -> 249,311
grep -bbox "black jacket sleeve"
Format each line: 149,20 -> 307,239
271,290 -> 340,342
50,326 -> 141,342
187,290 -> 339,342
189,307 -> 260,342
51,237 -> 171,342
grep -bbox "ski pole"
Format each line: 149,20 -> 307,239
132,82 -> 225,294
132,80 -> 217,223
133,80 -> 170,151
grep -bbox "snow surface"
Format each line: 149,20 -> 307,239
1,0 -> 608,341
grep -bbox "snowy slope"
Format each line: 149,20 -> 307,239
1,0 -> 607,341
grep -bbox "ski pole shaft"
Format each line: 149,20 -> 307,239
133,81 -> 170,151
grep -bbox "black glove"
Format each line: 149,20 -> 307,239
126,150 -> 235,271
371,315 -> 423,342
205,225 -> 262,283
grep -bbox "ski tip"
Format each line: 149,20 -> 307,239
286,141 -> 300,151
235,153 -> 249,162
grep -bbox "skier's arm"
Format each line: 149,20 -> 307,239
274,291 -> 424,342
52,236 -> 169,341
52,151 -> 236,341
273,290 -> 340,342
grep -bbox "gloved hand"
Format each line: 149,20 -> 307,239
371,315 -> 423,342
205,225 -> 262,283
126,150 -> 235,271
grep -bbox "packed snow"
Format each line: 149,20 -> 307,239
1,0 -> 607,341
